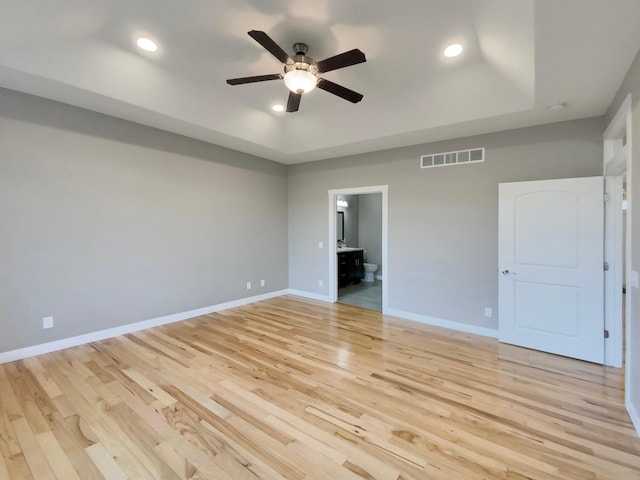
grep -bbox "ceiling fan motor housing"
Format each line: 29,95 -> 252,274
285,43 -> 318,77
285,60 -> 318,75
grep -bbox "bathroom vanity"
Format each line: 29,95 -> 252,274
337,248 -> 364,288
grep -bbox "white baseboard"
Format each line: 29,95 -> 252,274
384,308 -> 498,339
628,398 -> 640,438
0,289 -> 289,365
286,289 -> 332,303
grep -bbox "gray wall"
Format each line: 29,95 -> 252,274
288,117 -> 604,329
359,193 -> 383,276
0,88 -> 288,353
607,48 -> 640,427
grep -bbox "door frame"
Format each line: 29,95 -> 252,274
603,94 -> 632,370
604,175 -> 625,368
328,185 -> 389,312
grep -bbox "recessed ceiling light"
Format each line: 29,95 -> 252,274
136,37 -> 158,52
272,104 -> 285,112
444,43 -> 463,58
548,102 -> 567,112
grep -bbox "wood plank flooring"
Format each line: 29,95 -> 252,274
1,295 -> 639,479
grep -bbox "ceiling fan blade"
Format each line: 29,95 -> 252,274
317,78 -> 363,103
286,92 -> 302,112
316,49 -> 366,73
248,30 -> 291,64
226,74 -> 283,85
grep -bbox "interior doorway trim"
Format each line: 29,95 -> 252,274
328,185 -> 389,312
603,94 -> 632,370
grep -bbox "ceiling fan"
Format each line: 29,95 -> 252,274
226,30 -> 366,113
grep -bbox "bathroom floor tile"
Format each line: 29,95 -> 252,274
338,280 -> 382,312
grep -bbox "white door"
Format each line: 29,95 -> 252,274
498,177 -> 604,363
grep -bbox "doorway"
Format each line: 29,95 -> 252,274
336,193 -> 382,311
328,185 -> 389,312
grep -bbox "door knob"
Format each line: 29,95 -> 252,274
501,269 -> 516,275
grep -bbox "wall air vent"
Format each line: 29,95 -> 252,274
420,147 -> 485,169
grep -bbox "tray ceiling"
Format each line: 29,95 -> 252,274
1,0 -> 639,164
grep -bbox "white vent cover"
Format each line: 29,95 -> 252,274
420,147 -> 485,169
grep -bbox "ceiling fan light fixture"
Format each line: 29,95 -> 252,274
284,69 -> 317,94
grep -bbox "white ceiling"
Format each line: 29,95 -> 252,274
1,0 -> 639,164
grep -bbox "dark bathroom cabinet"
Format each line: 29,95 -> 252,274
338,250 -> 364,288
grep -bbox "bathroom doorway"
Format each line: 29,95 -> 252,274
328,185 -> 388,312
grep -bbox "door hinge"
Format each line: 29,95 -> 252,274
604,192 -> 610,202
604,261 -> 610,271
604,329 -> 610,339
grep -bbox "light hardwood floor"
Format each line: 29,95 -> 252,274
1,295 -> 639,479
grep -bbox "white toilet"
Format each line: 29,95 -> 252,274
363,263 -> 379,283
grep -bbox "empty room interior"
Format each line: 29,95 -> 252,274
2,1 -> 640,478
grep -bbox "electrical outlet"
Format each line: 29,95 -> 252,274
318,240 -> 323,249
246,281 -> 251,290
631,270 -> 639,289
319,279 -> 323,287
260,279 -> 265,287
484,307 -> 492,318
43,316 -> 54,329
